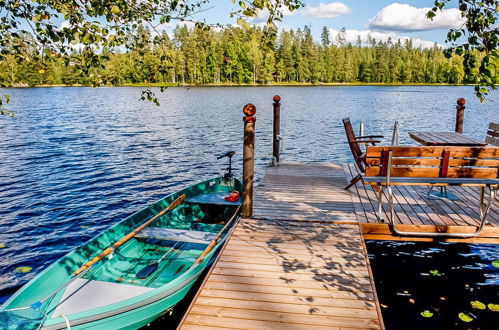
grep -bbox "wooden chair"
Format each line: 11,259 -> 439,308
485,122 -> 499,146
342,117 -> 383,190
362,146 -> 499,238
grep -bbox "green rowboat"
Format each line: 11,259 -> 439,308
0,176 -> 242,329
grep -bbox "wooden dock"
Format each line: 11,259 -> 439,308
180,163 -> 383,329
180,162 -> 499,329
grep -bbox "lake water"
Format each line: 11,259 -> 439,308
366,241 -> 499,329
0,86 -> 498,305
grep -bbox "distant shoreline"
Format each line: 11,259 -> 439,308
6,82 -> 486,88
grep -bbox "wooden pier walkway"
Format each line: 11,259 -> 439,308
180,163 -> 383,329
180,161 -> 499,329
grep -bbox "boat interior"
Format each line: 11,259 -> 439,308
45,190 -> 240,318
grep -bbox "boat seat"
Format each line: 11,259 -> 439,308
185,192 -> 241,205
50,278 -> 153,317
135,227 -> 217,244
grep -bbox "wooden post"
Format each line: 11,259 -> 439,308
272,95 -> 281,164
455,97 -> 466,134
242,103 -> 256,218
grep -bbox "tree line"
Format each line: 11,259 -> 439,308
0,26 -> 496,87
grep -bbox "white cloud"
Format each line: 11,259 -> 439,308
301,2 -> 351,19
368,3 -> 465,32
329,29 -> 440,49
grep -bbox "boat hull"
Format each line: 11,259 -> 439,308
2,176 -> 241,330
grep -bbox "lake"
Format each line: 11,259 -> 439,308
0,85 -> 498,304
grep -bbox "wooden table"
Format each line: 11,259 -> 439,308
408,131 -> 486,146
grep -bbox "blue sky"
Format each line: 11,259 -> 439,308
187,0 -> 463,48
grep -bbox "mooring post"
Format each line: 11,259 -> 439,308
272,95 -> 281,164
455,97 -> 466,134
242,103 -> 256,218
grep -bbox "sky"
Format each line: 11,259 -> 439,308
182,0 -> 464,48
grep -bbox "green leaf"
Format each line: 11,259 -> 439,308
111,6 -> 121,14
421,310 -> 433,318
237,18 -> 249,30
458,312 -> 474,322
470,301 -> 486,309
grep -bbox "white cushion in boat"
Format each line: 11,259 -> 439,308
135,227 -> 217,244
51,278 -> 153,317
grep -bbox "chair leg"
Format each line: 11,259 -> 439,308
478,186 -> 495,230
387,186 -> 394,225
376,186 -> 384,223
344,174 -> 362,190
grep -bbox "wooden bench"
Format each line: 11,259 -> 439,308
486,122 -> 499,146
362,146 -> 499,237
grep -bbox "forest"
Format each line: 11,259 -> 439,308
0,25 -> 496,87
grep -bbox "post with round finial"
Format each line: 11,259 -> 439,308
455,97 -> 466,134
242,103 -> 256,218
272,95 -> 281,165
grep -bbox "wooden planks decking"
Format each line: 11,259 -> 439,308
253,162 -> 357,223
180,163 -> 383,329
180,161 -> 499,329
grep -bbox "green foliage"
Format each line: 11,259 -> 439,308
428,0 -> 499,102
1,25 -> 495,89
0,88 -> 13,117
0,0 -> 303,109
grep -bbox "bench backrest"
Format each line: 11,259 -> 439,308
365,146 -> 499,179
486,122 -> 499,146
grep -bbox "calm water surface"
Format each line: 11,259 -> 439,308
0,86 -> 498,304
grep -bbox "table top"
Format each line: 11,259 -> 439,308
408,131 -> 487,146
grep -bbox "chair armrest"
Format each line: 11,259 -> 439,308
349,139 -> 381,144
357,135 -> 384,139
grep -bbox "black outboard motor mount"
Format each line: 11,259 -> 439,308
217,151 -> 235,180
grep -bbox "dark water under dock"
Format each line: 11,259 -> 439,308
367,241 -> 499,329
